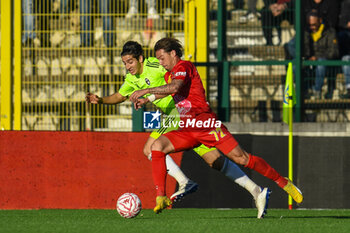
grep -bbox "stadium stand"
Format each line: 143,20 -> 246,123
1,0 -> 349,131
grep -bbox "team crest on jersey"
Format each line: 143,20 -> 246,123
145,78 -> 151,85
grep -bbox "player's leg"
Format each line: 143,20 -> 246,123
195,145 -> 271,218
149,129 -> 198,203
145,134 -> 188,184
150,135 -> 175,213
195,146 -> 261,199
199,125 -> 303,204
151,131 -> 199,213
145,134 -> 197,194
216,139 -> 303,204
154,107 -> 199,200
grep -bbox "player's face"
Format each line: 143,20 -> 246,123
156,49 -> 176,71
121,54 -> 143,75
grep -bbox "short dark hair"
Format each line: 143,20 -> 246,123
154,38 -> 183,57
306,9 -> 321,20
121,41 -> 144,59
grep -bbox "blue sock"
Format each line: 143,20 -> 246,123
221,157 -> 261,198
221,157 -> 246,181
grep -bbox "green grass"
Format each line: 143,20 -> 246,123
1,209 -> 350,233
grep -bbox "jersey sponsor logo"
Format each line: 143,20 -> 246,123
145,78 -> 151,85
175,71 -> 186,77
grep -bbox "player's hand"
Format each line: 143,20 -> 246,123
129,89 -> 149,103
85,92 -> 100,104
133,98 -> 149,110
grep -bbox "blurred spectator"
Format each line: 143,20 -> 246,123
80,0 -> 115,47
285,0 -> 340,62
304,10 -> 339,99
126,0 -> 160,19
22,0 -> 40,47
239,0 -> 261,23
304,0 -> 340,29
338,0 -> 350,99
261,0 -> 295,45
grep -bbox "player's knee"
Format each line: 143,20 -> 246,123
237,150 -> 250,165
211,155 -> 226,171
143,146 -> 151,157
150,136 -> 173,154
226,148 -> 249,166
150,139 -> 164,152
234,156 -> 248,166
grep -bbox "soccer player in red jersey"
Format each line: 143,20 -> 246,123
130,38 -> 303,213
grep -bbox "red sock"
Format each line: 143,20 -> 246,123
151,151 -> 167,196
245,154 -> 287,188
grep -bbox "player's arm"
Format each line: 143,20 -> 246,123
129,79 -> 184,103
134,93 -> 169,110
85,92 -> 127,104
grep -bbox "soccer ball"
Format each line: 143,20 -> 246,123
116,193 -> 142,218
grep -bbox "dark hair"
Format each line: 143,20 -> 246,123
306,9 -> 321,20
154,38 -> 183,57
121,41 -> 144,60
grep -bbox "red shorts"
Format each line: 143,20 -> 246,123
163,123 -> 238,155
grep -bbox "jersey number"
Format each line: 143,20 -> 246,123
209,128 -> 226,141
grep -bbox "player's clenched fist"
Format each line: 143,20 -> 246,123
85,92 -> 102,104
129,89 -> 148,103
133,98 -> 149,110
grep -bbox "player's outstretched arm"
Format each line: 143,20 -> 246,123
129,79 -> 183,103
85,92 -> 127,105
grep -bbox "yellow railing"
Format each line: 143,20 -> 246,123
1,0 -> 197,131
14,0 -> 22,130
1,0 -> 12,130
185,0 -> 209,92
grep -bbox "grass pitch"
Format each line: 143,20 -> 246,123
1,209 -> 350,233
